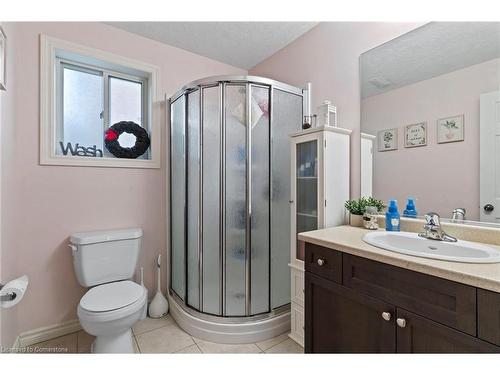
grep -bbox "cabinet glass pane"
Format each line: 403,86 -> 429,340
224,85 -> 247,316
296,140 -> 318,261
271,90 -> 302,308
187,90 -> 200,309
171,96 -> 186,298
250,85 -> 270,315
202,86 -> 221,315
61,66 -> 104,152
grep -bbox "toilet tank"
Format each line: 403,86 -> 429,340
70,228 -> 143,287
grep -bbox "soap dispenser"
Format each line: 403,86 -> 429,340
403,198 -> 418,218
386,199 -> 401,231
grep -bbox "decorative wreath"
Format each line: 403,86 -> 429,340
105,121 -> 151,159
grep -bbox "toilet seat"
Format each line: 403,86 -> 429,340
80,280 -> 146,313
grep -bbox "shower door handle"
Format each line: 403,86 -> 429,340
289,200 -> 294,203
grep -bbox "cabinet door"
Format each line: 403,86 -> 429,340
396,308 -> 500,353
305,272 -> 396,353
292,138 -> 319,262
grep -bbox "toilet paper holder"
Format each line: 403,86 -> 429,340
0,283 -> 17,302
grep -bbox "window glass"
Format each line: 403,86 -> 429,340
60,66 -> 103,153
109,76 -> 143,148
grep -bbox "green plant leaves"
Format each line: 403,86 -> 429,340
344,197 -> 385,215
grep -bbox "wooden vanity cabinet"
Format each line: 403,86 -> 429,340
304,242 -> 500,353
305,273 -> 395,353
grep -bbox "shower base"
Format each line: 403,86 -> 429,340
168,293 -> 291,344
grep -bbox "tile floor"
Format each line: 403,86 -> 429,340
26,315 -> 304,354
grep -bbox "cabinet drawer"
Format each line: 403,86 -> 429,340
290,267 -> 305,306
305,243 -> 342,283
343,254 -> 476,336
478,289 -> 500,346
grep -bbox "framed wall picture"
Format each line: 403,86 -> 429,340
404,122 -> 427,148
437,115 -> 464,143
0,27 -> 5,90
377,128 -> 398,151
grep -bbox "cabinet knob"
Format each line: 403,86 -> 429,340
317,258 -> 326,266
484,204 -> 494,212
381,312 -> 391,321
396,318 -> 406,328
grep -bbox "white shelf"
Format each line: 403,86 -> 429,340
297,212 -> 317,218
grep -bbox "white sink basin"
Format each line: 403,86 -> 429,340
362,231 -> 500,263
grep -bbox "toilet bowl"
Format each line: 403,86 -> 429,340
78,280 -> 147,353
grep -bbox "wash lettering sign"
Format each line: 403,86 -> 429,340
59,142 -> 103,157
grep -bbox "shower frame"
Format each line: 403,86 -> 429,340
169,75 -> 304,326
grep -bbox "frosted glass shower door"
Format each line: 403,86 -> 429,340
202,86 -> 222,315
224,85 -> 247,316
250,85 -> 270,315
270,90 -> 303,309
187,90 -> 200,309
171,96 -> 186,299
170,76 -> 304,318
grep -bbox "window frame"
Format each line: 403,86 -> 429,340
41,34 -> 160,168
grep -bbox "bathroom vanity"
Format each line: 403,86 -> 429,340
299,226 -> 500,353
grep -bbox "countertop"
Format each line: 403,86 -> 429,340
298,225 -> 500,293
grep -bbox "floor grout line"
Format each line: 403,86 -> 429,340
255,333 -> 290,352
133,335 -> 141,354
194,342 -> 203,353
132,318 -> 174,337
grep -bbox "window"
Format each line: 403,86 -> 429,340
41,35 -> 160,168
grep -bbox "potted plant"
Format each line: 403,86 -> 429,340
345,197 -> 385,227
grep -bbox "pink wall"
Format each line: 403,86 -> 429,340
250,22 -> 423,199
0,22 -> 245,347
362,58 -> 500,221
1,21 -> 18,349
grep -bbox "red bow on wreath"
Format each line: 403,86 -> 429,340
105,129 -> 119,141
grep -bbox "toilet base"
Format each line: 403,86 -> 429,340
91,328 -> 135,353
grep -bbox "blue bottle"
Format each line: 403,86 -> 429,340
403,198 -> 418,218
386,200 -> 400,231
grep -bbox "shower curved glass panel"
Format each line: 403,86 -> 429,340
170,76 -> 303,322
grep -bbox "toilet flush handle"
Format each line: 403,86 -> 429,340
68,243 -> 78,256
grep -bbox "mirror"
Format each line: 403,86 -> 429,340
360,22 -> 500,224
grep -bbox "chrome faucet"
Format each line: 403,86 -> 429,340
418,212 -> 457,242
451,208 -> 466,221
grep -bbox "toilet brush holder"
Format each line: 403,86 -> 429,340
148,254 -> 168,318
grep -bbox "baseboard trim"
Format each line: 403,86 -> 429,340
17,319 -> 81,348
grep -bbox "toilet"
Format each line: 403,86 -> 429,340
69,228 -> 147,353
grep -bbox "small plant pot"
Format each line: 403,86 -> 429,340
349,214 -> 363,227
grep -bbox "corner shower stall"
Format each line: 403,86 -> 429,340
169,76 -> 303,343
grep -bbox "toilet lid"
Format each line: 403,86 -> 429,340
80,280 -> 144,312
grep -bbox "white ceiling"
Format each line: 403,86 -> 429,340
361,22 -> 500,98
105,22 -> 318,70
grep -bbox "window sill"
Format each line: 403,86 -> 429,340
40,154 -> 160,169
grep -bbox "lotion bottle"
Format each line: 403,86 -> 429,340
403,198 -> 418,218
385,199 -> 401,231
